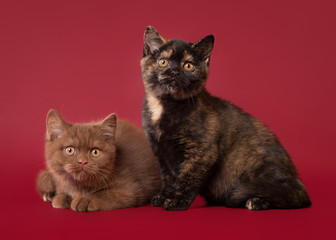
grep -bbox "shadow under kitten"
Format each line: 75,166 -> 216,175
36,109 -> 161,212
141,26 -> 311,211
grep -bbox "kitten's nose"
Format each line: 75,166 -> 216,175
78,160 -> 88,166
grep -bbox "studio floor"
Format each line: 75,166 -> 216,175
1,168 -> 335,239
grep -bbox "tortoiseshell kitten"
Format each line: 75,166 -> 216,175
36,109 -> 161,212
141,26 -> 311,211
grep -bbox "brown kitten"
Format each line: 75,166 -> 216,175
36,109 -> 161,212
141,26 -> 311,211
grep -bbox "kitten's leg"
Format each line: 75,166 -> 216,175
162,145 -> 218,211
36,170 -> 56,203
247,178 -> 311,209
152,156 -> 201,209
52,192 -> 71,209
224,178 -> 311,210
151,169 -> 173,207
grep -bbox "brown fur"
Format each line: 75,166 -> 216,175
36,109 -> 161,212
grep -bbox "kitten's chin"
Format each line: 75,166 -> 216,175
155,78 -> 204,100
157,85 -> 200,100
154,80 -> 184,99
64,164 -> 92,181
72,171 -> 89,181
158,78 -> 179,90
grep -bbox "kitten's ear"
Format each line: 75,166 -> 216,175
46,109 -> 67,141
101,113 -> 117,142
143,26 -> 167,56
192,35 -> 215,63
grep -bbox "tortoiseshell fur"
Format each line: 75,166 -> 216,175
141,26 -> 311,211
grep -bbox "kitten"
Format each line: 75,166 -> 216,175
141,26 -> 311,211
36,109 -> 161,212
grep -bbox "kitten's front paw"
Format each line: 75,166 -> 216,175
246,198 -> 270,210
163,198 -> 193,211
71,196 -> 100,212
151,194 -> 166,207
42,192 -> 55,203
52,193 -> 71,209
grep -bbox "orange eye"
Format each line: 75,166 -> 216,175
90,148 -> 101,158
64,147 -> 75,156
158,59 -> 169,67
184,63 -> 194,71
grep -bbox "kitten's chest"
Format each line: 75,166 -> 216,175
53,173 -> 96,197
143,94 -> 206,147
145,93 -> 164,124
144,93 -> 196,129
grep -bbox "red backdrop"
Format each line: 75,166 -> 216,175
1,0 -> 335,239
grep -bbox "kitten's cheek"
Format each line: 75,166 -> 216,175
63,164 -> 70,172
63,163 -> 76,174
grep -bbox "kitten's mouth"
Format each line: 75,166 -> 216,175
75,170 -> 86,177
73,169 -> 89,180
64,165 -> 91,181
158,78 -> 180,94
155,76 -> 204,99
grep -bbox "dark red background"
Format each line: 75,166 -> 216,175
1,0 -> 335,239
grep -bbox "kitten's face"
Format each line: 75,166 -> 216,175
45,110 -> 117,185
141,26 -> 214,99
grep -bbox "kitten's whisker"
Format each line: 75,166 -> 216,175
186,88 -> 196,107
29,162 -> 47,170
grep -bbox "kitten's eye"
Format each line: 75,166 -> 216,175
90,149 -> 101,158
158,59 -> 169,68
64,147 -> 75,156
183,63 -> 194,71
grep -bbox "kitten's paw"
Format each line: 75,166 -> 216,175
246,198 -> 270,210
42,192 -> 55,203
51,194 -> 71,209
151,194 -> 166,207
162,198 -> 192,211
71,196 -> 100,212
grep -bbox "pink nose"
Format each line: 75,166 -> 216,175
78,160 -> 88,166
